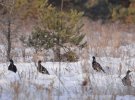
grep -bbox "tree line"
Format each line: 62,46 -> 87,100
0,0 -> 135,62
0,0 -> 86,62
48,0 -> 135,23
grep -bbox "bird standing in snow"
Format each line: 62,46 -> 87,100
8,59 -> 17,73
92,56 -> 105,73
122,70 -> 131,86
37,60 -> 49,74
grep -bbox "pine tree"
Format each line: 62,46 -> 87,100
28,0 -> 86,61
0,0 -> 23,61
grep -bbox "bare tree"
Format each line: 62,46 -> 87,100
0,0 -> 21,61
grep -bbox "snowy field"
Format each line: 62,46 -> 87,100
0,44 -> 135,100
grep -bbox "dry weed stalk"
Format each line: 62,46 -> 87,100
10,81 -> 20,100
81,45 -> 91,94
48,81 -> 54,100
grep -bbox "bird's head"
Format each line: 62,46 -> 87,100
127,70 -> 131,74
9,59 -> 14,63
38,60 -> 42,64
92,56 -> 95,60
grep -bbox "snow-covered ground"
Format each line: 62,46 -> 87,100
0,44 -> 135,100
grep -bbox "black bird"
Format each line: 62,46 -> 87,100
37,60 -> 49,74
8,59 -> 17,73
92,56 -> 105,73
122,70 -> 131,86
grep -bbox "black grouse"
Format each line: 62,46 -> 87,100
8,59 -> 17,73
37,60 -> 49,74
122,70 -> 131,86
92,56 -> 105,73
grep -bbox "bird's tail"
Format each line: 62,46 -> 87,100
47,71 -> 50,75
102,68 -> 105,73
45,69 -> 50,75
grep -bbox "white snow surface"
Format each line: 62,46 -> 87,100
0,44 -> 135,100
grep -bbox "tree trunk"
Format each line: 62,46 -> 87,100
7,19 -> 11,61
22,48 -> 25,62
54,46 -> 61,61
